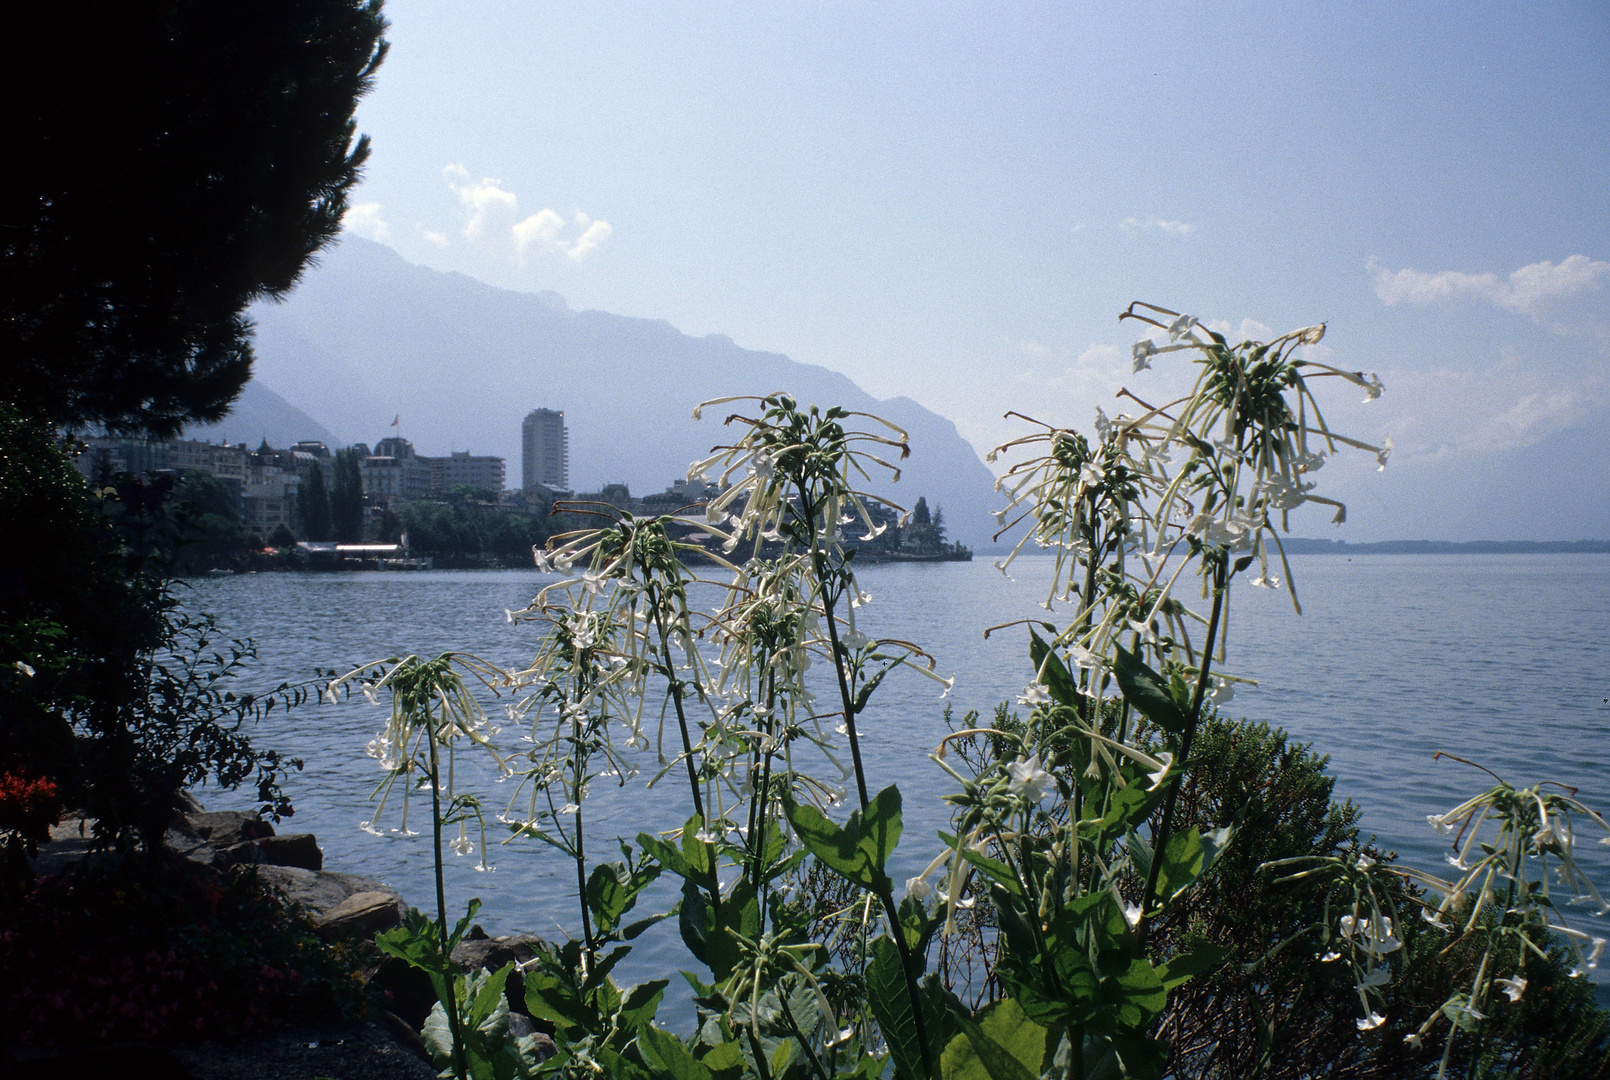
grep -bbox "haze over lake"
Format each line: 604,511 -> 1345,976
184,554 -> 1610,993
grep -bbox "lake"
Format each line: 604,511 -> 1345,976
181,553 -> 1610,997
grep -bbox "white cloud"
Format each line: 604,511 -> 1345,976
1015,338 -> 1052,358
1204,317 -> 1276,344
343,202 -> 390,242
1483,390 -> 1590,451
512,208 -> 565,254
1120,216 -> 1196,237
1369,254 -> 1609,343
567,217 -> 613,262
442,163 -> 613,263
421,229 -> 449,248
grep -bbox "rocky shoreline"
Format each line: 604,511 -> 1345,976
17,806 -> 555,1080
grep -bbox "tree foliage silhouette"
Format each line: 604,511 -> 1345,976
0,1 -> 389,435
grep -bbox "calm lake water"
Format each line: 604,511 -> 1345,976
181,554 -> 1610,996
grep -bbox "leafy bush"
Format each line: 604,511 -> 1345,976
0,406 -> 305,855
0,860 -> 368,1047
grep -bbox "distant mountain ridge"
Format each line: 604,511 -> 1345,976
241,237 -> 1004,548
182,380 -> 339,449
1279,538 -> 1610,554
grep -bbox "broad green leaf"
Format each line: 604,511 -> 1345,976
637,1025 -> 714,1080
939,997 -> 1053,1080
1126,826 -> 1154,884
704,879 -> 760,983
637,828 -> 691,880
782,785 -> 903,896
1113,645 -> 1189,736
1152,828 -> 1206,908
1102,956 -> 1167,1032
1157,942 -> 1228,990
868,935 -> 926,1080
699,1038 -> 746,1080
1029,628 -> 1083,708
678,877 -> 711,966
618,979 -> 668,1033
898,892 -> 931,953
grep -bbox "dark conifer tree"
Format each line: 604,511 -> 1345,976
297,461 -> 333,542
0,1 -> 388,435
329,448 -> 366,543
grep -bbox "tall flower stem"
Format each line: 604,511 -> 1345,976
570,703 -> 596,966
647,591 -> 720,912
1136,559 -> 1227,950
425,712 -> 469,1080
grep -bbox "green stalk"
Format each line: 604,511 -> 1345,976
571,702 -> 596,967
796,486 -> 934,1079
426,712 -> 469,1080
649,591 -> 720,912
1136,559 -> 1227,950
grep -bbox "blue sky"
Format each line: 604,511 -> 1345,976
334,1 -> 1610,540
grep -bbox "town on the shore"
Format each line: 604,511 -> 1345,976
73,407 -> 971,571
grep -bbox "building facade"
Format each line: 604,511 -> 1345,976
428,451 -> 505,495
521,408 -> 569,493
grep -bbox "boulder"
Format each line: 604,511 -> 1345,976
451,930 -> 545,975
317,890 -> 403,941
183,809 -> 273,846
451,929 -> 549,1023
218,832 -> 324,871
255,865 -> 405,924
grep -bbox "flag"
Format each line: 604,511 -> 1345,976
391,415 -> 400,427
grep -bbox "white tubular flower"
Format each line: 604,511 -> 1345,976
1147,751 -> 1174,790
1069,644 -> 1100,671
1007,754 -> 1055,804
1094,407 -> 1114,442
1404,1033 -> 1423,1050
1166,313 -> 1196,341
1360,966 -> 1391,988
14,661 -> 34,677
1361,373 -> 1385,401
533,546 -> 553,572
1122,901 -> 1143,928
904,875 -> 932,901
1297,323 -> 1326,345
1208,678 -> 1235,706
1017,682 -> 1051,707
1376,435 -> 1393,470
1340,914 -> 1401,955
1496,976 -> 1527,1002
1079,461 -> 1106,487
1426,813 -> 1456,835
1132,340 -> 1157,372
451,832 -> 474,857
1357,1012 -> 1387,1032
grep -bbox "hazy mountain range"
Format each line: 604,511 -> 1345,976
189,238 -> 1003,547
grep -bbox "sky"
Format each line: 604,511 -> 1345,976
333,1 -> 1610,541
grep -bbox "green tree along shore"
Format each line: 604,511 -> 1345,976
0,0 -> 393,1058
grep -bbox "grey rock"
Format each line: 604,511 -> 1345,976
218,832 -> 323,871
164,828 -> 220,868
184,809 -> 273,846
451,931 -> 545,975
317,890 -> 404,940
254,865 -> 405,923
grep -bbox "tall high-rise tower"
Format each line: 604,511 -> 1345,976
521,408 -> 569,492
